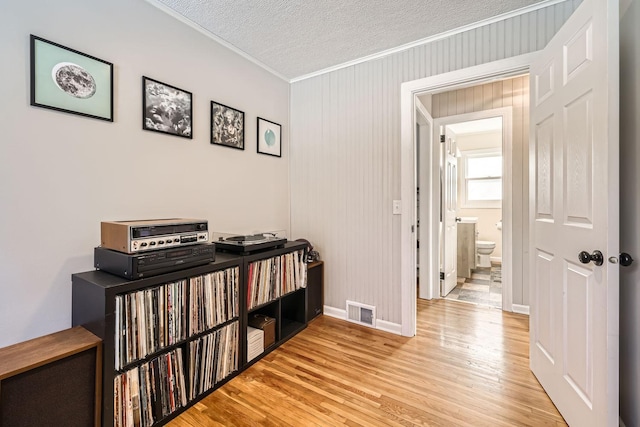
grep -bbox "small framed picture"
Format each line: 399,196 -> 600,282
142,76 -> 192,139
210,101 -> 244,150
257,117 -> 281,157
30,35 -> 113,121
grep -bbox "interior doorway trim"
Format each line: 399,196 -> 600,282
433,107 -> 513,311
400,52 -> 535,337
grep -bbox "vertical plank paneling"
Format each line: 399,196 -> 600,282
290,1 -> 579,323
512,15 -> 522,57
496,20 -> 505,60
462,31 -> 470,69
531,10 -> 540,52
473,85 -> 484,111
520,12 -> 530,55
464,87 -> 475,114
505,18 -> 513,58
475,27 -> 484,66
493,82 -> 503,108
443,38 -> 450,73
483,83 -> 494,110
455,89 -> 465,115
490,20 -> 498,61
455,33 -> 463,71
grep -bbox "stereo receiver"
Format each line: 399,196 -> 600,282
101,218 -> 208,254
94,243 -> 215,279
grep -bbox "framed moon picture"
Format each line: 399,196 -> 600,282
30,35 -> 113,121
257,117 -> 281,157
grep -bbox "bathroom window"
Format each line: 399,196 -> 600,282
460,148 -> 502,208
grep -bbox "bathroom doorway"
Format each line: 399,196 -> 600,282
440,116 -> 505,309
414,74 -> 530,314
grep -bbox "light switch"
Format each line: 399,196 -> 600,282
392,200 -> 401,215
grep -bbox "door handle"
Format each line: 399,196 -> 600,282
455,217 -> 462,222
578,250 -> 604,266
608,253 -> 634,266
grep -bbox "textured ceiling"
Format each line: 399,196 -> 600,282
151,0 -> 546,80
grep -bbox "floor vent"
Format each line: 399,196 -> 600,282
346,300 -> 376,328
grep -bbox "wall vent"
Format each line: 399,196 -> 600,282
346,300 -> 376,328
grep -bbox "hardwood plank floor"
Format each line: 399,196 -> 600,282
169,299 -> 567,426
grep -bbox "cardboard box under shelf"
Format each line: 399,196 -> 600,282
248,314 -> 276,349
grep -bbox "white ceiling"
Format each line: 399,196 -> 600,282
149,0 -> 548,81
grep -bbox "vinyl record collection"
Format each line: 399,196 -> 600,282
188,267 -> 239,336
188,322 -> 239,399
114,347 -> 187,427
115,280 -> 187,370
247,249 -> 307,309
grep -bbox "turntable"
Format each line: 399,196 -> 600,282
214,232 -> 287,255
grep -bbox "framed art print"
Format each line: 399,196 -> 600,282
142,76 -> 192,139
211,101 -> 244,150
30,35 -> 113,121
257,117 -> 281,157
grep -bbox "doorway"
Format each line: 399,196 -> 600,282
400,54 -> 535,336
415,75 -> 527,314
439,115 -> 505,309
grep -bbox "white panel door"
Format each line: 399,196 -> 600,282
441,128 -> 458,297
418,108 -> 434,300
529,0 -> 619,426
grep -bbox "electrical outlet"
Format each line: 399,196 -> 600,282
392,200 -> 401,215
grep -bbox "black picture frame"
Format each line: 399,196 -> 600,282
257,117 -> 282,157
30,34 -> 113,121
142,76 -> 192,139
210,101 -> 244,150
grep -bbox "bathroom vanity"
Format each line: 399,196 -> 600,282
457,218 -> 477,278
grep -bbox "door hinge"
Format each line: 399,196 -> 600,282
439,272 -> 444,280
411,225 -> 415,233
440,134 -> 445,143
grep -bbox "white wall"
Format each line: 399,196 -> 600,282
290,1 -> 580,325
619,0 -> 640,424
0,0 -> 290,347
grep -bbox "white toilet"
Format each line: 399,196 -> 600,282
476,240 -> 496,268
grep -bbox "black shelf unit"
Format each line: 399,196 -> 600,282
72,242 -> 311,427
72,253 -> 242,427
241,241 -> 308,366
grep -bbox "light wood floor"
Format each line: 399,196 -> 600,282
169,299 -> 567,426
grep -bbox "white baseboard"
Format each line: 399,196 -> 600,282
512,304 -> 530,315
323,305 -> 346,320
376,319 -> 402,335
323,305 -> 402,335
